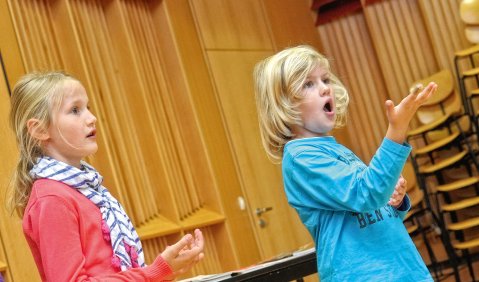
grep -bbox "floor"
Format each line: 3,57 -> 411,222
412,229 -> 479,282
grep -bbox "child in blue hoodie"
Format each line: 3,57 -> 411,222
253,45 -> 436,282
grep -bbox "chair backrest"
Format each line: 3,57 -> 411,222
413,69 -> 462,125
402,160 -> 417,193
402,161 -> 424,215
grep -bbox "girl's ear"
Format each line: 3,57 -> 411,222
27,118 -> 49,141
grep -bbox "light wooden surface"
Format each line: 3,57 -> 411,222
191,0 -> 272,50
0,29 -> 38,282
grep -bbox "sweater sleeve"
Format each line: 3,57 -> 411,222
24,195 -> 173,282
394,194 -> 411,220
283,138 -> 411,213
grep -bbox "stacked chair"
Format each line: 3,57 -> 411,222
455,45 -> 479,122
406,68 -> 479,281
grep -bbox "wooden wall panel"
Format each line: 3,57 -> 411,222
0,1 -> 37,281
418,0 -> 471,72
161,0 -> 260,269
262,0 -> 322,51
150,1 -> 221,214
190,0 -> 273,50
319,12 -> 388,160
0,0 -> 24,85
0,53 -> 39,282
363,0 -> 438,104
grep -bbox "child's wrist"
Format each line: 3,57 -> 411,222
386,127 -> 406,144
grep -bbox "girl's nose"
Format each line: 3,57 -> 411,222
87,110 -> 97,125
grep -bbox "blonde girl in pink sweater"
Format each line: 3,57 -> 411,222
9,71 -> 204,281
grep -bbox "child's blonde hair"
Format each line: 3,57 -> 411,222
8,71 -> 77,216
254,45 -> 349,161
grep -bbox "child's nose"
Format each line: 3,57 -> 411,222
320,84 -> 331,96
87,111 -> 97,125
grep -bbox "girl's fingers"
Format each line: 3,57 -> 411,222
194,229 -> 205,249
164,234 -> 193,258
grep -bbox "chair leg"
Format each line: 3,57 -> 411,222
456,57 -> 471,116
417,218 -> 440,280
438,212 -> 461,282
461,77 -> 472,116
463,249 -> 477,282
443,238 -> 461,282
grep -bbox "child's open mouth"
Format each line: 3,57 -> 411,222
323,101 -> 333,113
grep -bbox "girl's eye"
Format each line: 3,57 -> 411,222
71,106 -> 80,114
303,81 -> 314,89
322,77 -> 331,84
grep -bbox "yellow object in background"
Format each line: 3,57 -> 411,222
461,0 -> 479,43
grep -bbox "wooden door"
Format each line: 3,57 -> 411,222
207,51 -> 313,259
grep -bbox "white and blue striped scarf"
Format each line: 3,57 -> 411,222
30,156 -> 145,270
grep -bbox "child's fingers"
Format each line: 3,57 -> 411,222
194,229 -> 204,249
409,83 -> 423,95
175,241 -> 204,262
384,100 -> 395,119
388,197 -> 400,206
415,82 -> 437,102
164,234 -> 193,258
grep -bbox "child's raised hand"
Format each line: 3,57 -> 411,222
160,229 -> 205,279
385,82 -> 437,143
388,175 -> 407,208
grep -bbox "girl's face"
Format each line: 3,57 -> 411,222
44,80 -> 97,168
291,64 -> 336,139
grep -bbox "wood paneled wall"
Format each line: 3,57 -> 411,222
318,0 -> 472,161
2,0 -> 237,280
189,0 -> 318,261
0,0 -> 322,280
419,0 -> 470,71
0,0 -> 471,280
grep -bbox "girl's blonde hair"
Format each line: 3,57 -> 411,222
8,71 -> 76,216
253,45 -> 349,161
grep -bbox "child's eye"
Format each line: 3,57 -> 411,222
303,81 -> 314,89
71,106 -> 80,114
322,77 -> 331,84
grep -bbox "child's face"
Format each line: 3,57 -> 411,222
44,80 -> 98,167
291,65 -> 335,138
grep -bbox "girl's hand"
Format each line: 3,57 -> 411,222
160,229 -> 205,280
389,175 -> 407,208
385,82 -> 437,144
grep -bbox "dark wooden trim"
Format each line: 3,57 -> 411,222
312,0 -> 385,26
0,50 -> 11,97
313,0 -> 362,26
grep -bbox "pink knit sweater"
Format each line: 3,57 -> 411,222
23,179 -> 173,281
